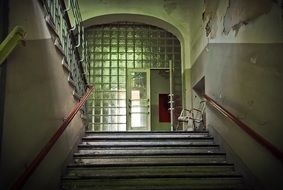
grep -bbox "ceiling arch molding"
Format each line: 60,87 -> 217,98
82,13 -> 184,47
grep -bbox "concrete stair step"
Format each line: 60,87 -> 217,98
79,139 -> 215,147
61,177 -> 249,190
61,131 -> 250,190
76,146 -> 221,155
74,151 -> 225,157
85,131 -> 209,135
63,173 -> 242,180
82,136 -> 213,141
78,143 -> 219,150
65,164 -> 237,178
73,154 -> 227,165
84,132 -> 211,139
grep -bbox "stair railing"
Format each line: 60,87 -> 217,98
40,0 -> 89,98
11,86 -> 94,190
203,94 -> 283,162
0,26 -> 26,65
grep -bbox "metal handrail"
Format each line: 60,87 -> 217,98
0,26 -> 26,65
203,94 -> 283,162
10,86 -> 94,190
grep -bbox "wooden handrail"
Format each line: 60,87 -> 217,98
11,86 -> 94,190
203,94 -> 283,162
0,26 -> 26,65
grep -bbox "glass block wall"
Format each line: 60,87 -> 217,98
85,22 -> 182,131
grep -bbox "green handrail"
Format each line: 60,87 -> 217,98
0,26 -> 26,65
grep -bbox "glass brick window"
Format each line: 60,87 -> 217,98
86,22 -> 182,131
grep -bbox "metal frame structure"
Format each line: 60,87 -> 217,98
85,23 -> 182,131
41,0 -> 88,98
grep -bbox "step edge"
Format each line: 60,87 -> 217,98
73,152 -> 227,157
62,174 -> 243,180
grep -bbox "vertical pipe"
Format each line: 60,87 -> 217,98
91,98 -> 95,131
169,60 -> 174,131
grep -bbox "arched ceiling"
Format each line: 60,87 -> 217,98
83,14 -> 184,47
76,0 -> 205,68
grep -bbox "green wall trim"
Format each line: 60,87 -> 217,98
0,26 -> 26,65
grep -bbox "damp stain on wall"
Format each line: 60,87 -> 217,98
223,0 -> 273,36
203,0 -> 274,38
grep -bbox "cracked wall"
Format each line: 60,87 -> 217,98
202,0 -> 276,39
191,1 -> 283,189
223,0 -> 273,36
202,0 -> 220,39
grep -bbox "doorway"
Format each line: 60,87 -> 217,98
127,69 -> 150,131
150,69 -> 171,131
126,69 -> 172,131
85,22 -> 182,131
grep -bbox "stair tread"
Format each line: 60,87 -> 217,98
82,137 -> 213,140
82,137 -> 214,141
67,162 -> 235,168
66,164 -> 235,172
63,172 -> 242,180
61,177 -> 248,190
78,143 -> 219,150
65,166 -> 238,178
61,131 -> 250,190
73,155 -> 227,165
73,152 -> 226,157
85,131 -> 209,134
83,134 -> 211,138
79,141 -> 215,147
76,148 -> 221,155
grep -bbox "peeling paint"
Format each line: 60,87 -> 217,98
202,0 -> 220,39
250,56 -> 257,64
223,0 -> 273,36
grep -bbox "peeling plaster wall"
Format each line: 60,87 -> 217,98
191,0 -> 283,64
223,0 -> 273,35
190,1 -> 283,189
217,4 -> 283,43
202,0 -> 220,38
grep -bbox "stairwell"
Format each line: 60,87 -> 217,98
61,131 -> 251,190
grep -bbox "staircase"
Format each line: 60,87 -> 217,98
61,131 -> 251,190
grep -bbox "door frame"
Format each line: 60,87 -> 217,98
126,68 -> 151,131
150,68 -> 171,131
